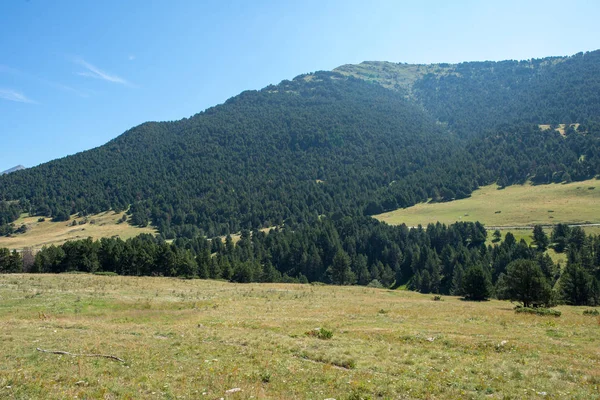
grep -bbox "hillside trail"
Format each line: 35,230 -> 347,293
481,223 -> 600,230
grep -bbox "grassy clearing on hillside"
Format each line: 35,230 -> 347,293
375,179 -> 600,228
539,123 -> 581,136
485,229 -> 567,265
487,226 -> 600,248
0,274 -> 598,399
334,61 -> 457,94
0,211 -> 156,250
219,226 -> 278,245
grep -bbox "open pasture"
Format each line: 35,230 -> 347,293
0,211 -> 156,251
375,179 -> 600,229
0,274 -> 598,399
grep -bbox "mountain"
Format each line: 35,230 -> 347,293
1,165 -> 25,175
0,73 -> 460,237
1,51 -> 600,238
336,51 -> 600,138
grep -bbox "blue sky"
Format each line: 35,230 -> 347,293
1,0 -> 599,171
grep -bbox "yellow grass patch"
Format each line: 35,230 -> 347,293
374,179 -> 600,228
0,211 -> 156,250
217,226 -> 278,245
538,123 -> 581,136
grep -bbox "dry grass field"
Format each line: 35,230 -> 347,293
0,211 -> 157,251
539,123 -> 581,136
0,274 -> 598,399
374,179 -> 600,228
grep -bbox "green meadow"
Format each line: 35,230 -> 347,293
375,179 -> 600,228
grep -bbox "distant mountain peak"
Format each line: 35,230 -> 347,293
1,165 -> 25,175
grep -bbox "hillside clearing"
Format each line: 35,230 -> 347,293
334,61 -> 458,95
0,211 -> 156,251
0,274 -> 598,399
485,229 -> 568,265
539,123 -> 581,136
374,179 -> 600,228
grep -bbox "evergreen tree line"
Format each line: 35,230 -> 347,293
2,219 -> 598,306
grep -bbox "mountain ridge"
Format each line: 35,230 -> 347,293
334,53 -> 573,93
1,165 -> 25,175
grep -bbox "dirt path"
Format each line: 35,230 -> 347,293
484,223 -> 600,231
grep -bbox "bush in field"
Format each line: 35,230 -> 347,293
367,279 -> 384,288
583,309 -> 599,316
515,306 -> 561,317
305,327 -> 333,340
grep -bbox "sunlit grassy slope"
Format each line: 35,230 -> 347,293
0,274 -> 598,399
486,229 -> 568,265
0,211 -> 156,250
375,179 -> 600,228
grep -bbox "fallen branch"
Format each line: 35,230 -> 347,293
36,348 -> 125,363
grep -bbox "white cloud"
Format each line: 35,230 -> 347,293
0,89 -> 37,104
75,58 -> 131,86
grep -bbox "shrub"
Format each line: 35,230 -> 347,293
583,309 -> 600,316
335,357 -> 356,369
515,306 -> 561,317
94,271 -> 118,276
367,279 -> 384,288
432,295 -> 443,301
37,217 -> 46,222
305,327 -> 333,340
52,210 -> 70,222
260,371 -> 271,383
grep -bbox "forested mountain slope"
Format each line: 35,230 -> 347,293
1,51 -> 600,239
337,50 -> 600,137
0,73 -> 462,237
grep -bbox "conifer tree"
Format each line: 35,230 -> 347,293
462,265 -> 491,300
327,250 -> 356,285
450,264 -> 465,296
